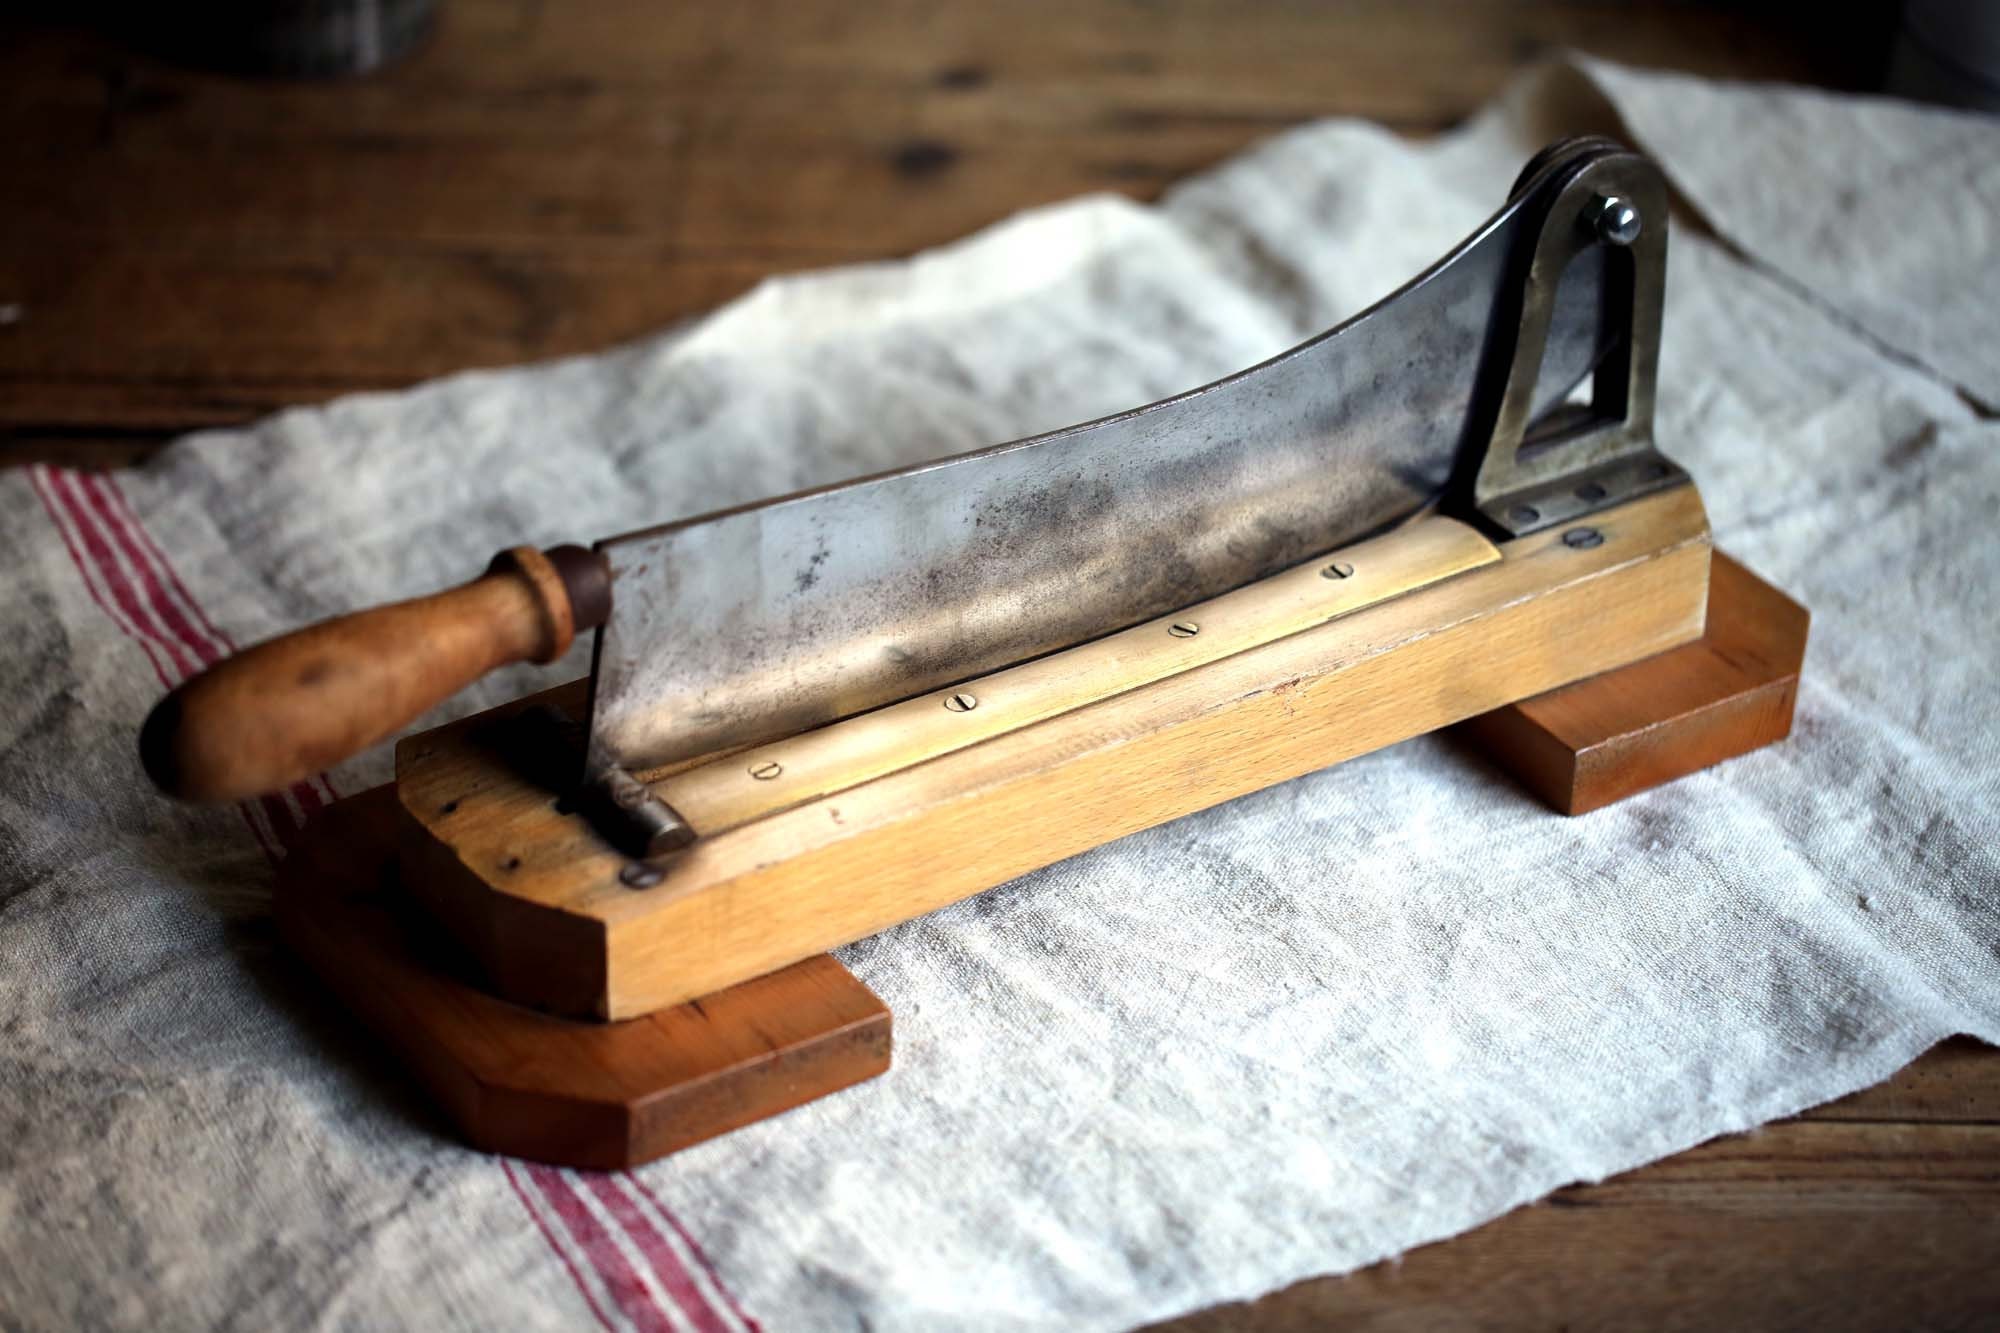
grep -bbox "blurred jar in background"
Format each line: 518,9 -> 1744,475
128,0 -> 438,77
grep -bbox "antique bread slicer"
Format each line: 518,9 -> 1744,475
142,137 -> 1808,1169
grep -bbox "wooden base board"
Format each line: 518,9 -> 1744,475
400,486 -> 1714,1021
1459,552 -> 1808,814
275,785 -> 891,1170
272,549 -> 1804,1170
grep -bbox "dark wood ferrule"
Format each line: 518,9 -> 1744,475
546,545 -> 614,631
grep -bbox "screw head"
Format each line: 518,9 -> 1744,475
619,862 -> 665,889
1508,504 -> 1540,526
1168,621 -> 1200,638
1320,561 -> 1355,581
1563,526 -> 1605,550
1592,195 -> 1642,247
1574,481 -> 1608,503
748,759 -> 783,780
944,691 -> 978,712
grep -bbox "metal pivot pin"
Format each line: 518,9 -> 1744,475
1591,195 -> 1642,247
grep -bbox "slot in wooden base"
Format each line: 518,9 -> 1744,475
1460,552 -> 1808,814
275,785 -> 891,1170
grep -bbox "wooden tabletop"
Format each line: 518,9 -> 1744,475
1157,1037 -> 2000,1330
6,2 -> 1994,1327
1,0 -> 1895,461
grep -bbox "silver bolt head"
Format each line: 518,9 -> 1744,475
1593,195 -> 1641,247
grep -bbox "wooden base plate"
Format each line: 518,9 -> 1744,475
1460,552 -> 1808,814
276,785 -> 892,1169
273,549 -> 1803,1170
400,488 -> 1714,1021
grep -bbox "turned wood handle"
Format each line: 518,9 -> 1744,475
141,545 -> 612,803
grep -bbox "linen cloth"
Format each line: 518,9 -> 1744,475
3,58 -> 1997,1331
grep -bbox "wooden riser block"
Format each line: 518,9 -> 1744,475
1459,552 -> 1808,815
275,785 -> 891,1170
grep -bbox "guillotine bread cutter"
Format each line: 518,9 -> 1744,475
142,138 -> 1809,1169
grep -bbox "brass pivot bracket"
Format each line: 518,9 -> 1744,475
1454,136 -> 1686,540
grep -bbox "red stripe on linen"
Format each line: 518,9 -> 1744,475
585,1174 -> 736,1333
80,471 -> 340,814
629,1174 -> 762,1333
28,468 -> 175,688
40,469 -> 198,678
43,466 -> 755,1333
524,1164 -> 686,1333
75,473 -> 223,668
504,1160 -> 620,1333
29,467 -> 281,861
95,469 -> 237,651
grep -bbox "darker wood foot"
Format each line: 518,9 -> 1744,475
1459,552 -> 1809,815
276,786 -> 891,1169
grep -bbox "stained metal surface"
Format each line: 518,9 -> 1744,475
588,174 -> 1617,773
1465,140 -> 1679,539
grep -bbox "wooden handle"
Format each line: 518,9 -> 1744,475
141,545 -> 610,803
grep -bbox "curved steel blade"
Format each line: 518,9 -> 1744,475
589,191 -> 1610,772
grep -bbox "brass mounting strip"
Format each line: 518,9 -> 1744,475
648,516 -> 1501,836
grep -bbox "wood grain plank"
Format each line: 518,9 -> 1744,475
0,1 -> 1897,444
1805,1037 -> 2000,1124
1150,1113 -> 2000,1331
0,247 -> 789,432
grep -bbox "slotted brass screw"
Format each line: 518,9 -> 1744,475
1321,561 -> 1355,580
945,692 -> 978,712
1169,621 -> 1199,638
748,760 -> 783,780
